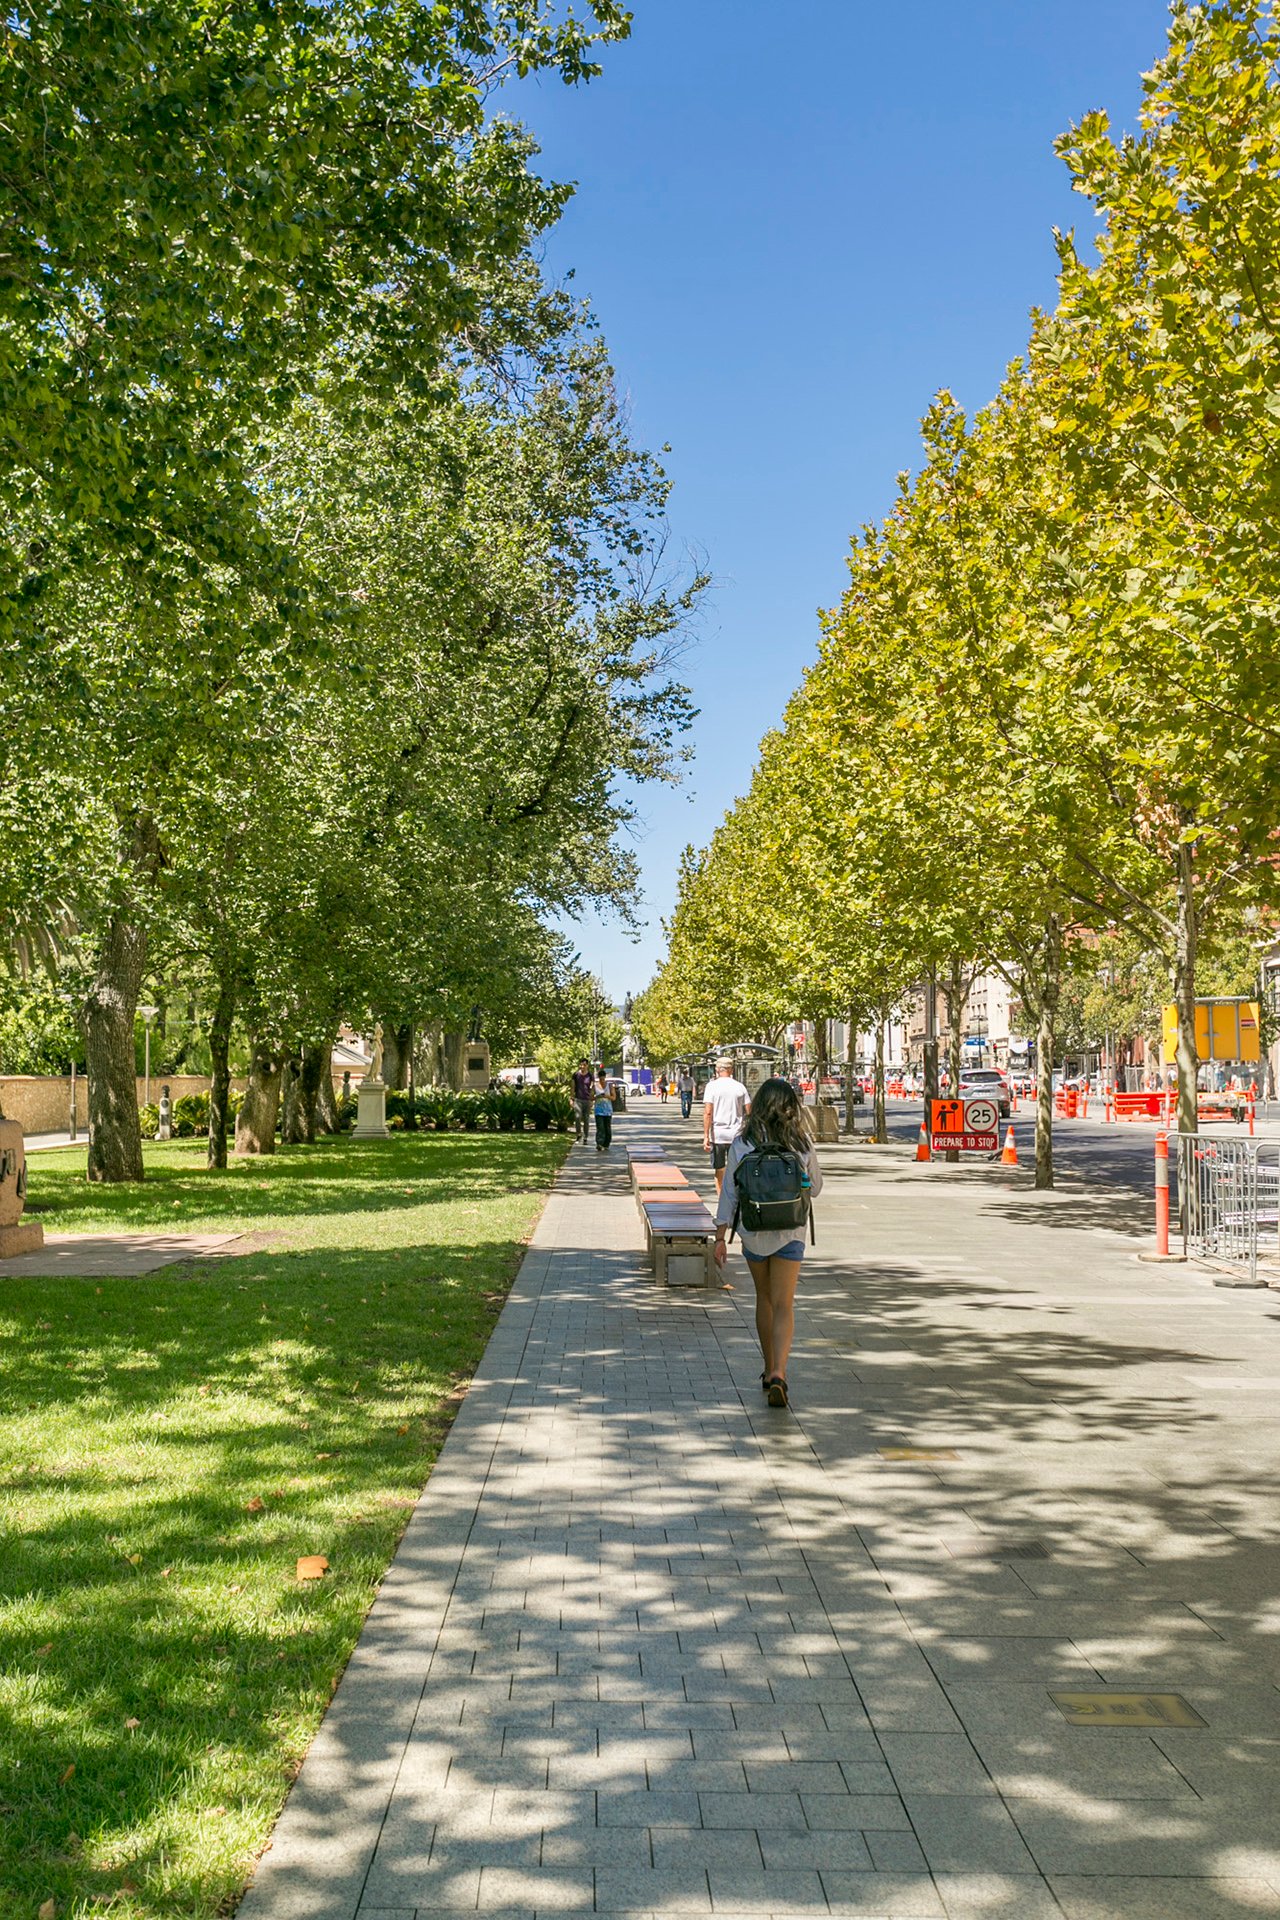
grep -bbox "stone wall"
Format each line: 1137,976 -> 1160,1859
0,1074 -> 241,1137
0,1070 -> 354,1137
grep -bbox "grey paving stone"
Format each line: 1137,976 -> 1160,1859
758,1831 -> 874,1870
742,1742 -> 858,1790
901,1795 -> 1035,1872
865,1830 -> 928,1872
931,1873 -> 1063,1919
475,1866 -> 594,1910
879,1734 -> 996,1796
596,1788 -> 701,1828
800,1793 -> 912,1831
698,1791 -> 807,1830
651,1831 -> 763,1872
705,1868 -> 826,1912
593,1868 -> 713,1912
817,1872 -> 946,1916
1049,1876 -> 1280,1919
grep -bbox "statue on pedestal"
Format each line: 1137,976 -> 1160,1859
353,1023 -> 389,1139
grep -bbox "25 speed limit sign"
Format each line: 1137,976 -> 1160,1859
930,1097 -> 1000,1153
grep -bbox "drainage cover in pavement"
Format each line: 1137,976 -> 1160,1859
1050,1691 -> 1206,1729
878,1447 -> 960,1462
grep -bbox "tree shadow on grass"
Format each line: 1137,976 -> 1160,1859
24,1131 -> 570,1237
0,1175 -> 556,1916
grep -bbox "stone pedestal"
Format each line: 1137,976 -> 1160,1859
352,1078 -> 389,1140
0,1117 -> 43,1259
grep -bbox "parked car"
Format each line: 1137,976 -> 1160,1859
957,1066 -> 1011,1118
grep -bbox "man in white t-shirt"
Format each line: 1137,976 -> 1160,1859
703,1057 -> 750,1192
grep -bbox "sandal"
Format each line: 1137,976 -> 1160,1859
766,1377 -> 789,1408
760,1372 -> 772,1393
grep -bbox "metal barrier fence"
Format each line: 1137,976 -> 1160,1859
1175,1133 -> 1280,1284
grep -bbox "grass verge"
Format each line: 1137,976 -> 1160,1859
1,1129 -> 569,1918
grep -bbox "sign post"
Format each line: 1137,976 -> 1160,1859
930,1097 -> 1000,1156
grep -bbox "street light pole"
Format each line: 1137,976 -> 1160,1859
139,1004 -> 159,1108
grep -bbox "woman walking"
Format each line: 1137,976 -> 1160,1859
712,1077 -> 822,1407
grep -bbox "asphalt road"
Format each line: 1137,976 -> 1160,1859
865,1095 -> 1279,1200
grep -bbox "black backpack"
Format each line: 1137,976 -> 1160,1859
731,1145 -> 814,1243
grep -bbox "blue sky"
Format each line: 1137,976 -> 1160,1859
527,0 -> 1172,1003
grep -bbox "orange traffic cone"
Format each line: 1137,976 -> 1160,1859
1000,1125 -> 1018,1166
915,1121 -> 931,1162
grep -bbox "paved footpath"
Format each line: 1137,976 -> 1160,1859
240,1107 -> 1280,1920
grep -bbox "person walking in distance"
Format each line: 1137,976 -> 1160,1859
703,1056 -> 750,1194
659,1074 -> 669,1104
713,1077 -> 822,1408
571,1057 -> 594,1145
593,1069 -> 614,1152
678,1067 -> 694,1120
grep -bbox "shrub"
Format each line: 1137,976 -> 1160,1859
542,1089 -> 573,1133
171,1091 -> 209,1137
454,1091 -> 484,1131
418,1088 -> 458,1131
139,1103 -> 159,1140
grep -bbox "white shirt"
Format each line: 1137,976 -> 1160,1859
704,1074 -> 749,1143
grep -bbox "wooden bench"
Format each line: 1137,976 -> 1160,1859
640,1198 -> 718,1286
630,1162 -> 691,1200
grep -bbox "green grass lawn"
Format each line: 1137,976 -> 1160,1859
0,1129 -> 569,1919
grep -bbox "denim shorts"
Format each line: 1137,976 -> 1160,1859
743,1240 -> 805,1266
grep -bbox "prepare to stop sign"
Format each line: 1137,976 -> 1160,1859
930,1097 -> 1000,1153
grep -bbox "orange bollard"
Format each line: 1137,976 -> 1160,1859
1249,1094 -> 1256,1137
915,1121 -> 931,1162
1000,1125 -> 1018,1166
1154,1130 -> 1170,1257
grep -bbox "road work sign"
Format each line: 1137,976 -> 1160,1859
930,1097 -> 1000,1154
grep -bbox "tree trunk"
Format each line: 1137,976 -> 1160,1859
873,1017 -> 888,1143
235,1041 -> 284,1155
1174,838 -> 1199,1139
297,1040 -> 329,1143
280,1053 -> 307,1144
315,1063 -> 340,1134
441,1030 -> 467,1092
1034,917 -> 1061,1191
84,910 -> 148,1183
921,968 -> 939,1118
814,1016 -> 828,1088
945,955 -> 965,1165
207,970 -> 237,1170
381,1022 -> 413,1092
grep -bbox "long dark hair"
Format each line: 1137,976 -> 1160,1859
742,1077 -> 810,1156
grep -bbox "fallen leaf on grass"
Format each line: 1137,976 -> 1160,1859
38,1900 -> 55,1918
35,1642 -> 53,1657
59,1763 -> 75,1785
124,1717 -> 141,1731
243,1496 -> 265,1513
314,1451 -> 333,1459
197,1385 -> 210,1396
296,1555 -> 329,1581
396,1424 -> 409,1436
227,1584 -> 243,1594
160,1568 -> 172,1578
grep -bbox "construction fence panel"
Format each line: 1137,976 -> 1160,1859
1175,1133 -> 1280,1284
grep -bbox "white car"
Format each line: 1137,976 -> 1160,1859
957,1067 -> 1011,1118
